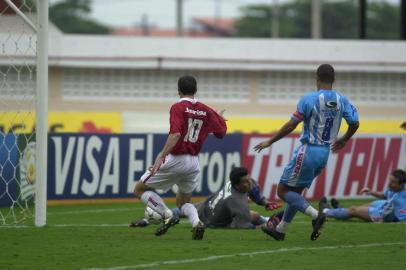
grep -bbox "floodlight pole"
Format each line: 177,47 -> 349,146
359,0 -> 367,39
215,0 -> 221,22
401,0 -> 406,40
35,0 -> 49,227
176,0 -> 183,37
311,0 -> 321,39
271,0 -> 279,38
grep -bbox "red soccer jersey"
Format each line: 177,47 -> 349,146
169,98 -> 227,156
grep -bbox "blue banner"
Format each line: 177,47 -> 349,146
47,133 -> 243,200
0,134 -> 19,207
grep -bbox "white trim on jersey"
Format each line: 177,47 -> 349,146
330,93 -> 342,142
317,93 -> 326,143
178,97 -> 198,104
309,106 -> 318,144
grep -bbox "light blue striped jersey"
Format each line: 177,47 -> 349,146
291,89 -> 358,145
383,188 -> 406,222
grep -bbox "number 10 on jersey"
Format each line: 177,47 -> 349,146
184,118 -> 203,143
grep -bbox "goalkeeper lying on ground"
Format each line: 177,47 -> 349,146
130,167 -> 282,229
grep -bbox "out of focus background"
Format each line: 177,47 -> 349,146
1,1 -> 405,269
1,0 -> 405,210
3,0 -> 405,133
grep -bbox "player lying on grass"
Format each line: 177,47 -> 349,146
320,169 -> 406,223
130,167 -> 282,229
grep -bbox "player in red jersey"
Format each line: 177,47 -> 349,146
134,75 -> 227,240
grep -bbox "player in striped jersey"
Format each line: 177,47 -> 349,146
321,169 -> 406,223
255,64 -> 359,241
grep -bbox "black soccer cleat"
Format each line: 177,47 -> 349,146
261,224 -> 285,241
191,221 -> 206,240
129,218 -> 150,228
267,213 -> 281,228
155,216 -> 180,236
331,198 -> 341,209
310,199 -> 329,241
319,196 -> 329,212
311,213 -> 326,241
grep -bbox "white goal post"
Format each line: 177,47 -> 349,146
35,0 -> 48,227
0,0 -> 48,227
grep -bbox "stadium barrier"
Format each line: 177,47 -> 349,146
1,112 -> 404,135
0,112 -> 122,134
1,133 -> 404,207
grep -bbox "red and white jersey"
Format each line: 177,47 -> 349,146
169,98 -> 227,156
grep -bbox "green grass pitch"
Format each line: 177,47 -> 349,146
1,200 -> 405,270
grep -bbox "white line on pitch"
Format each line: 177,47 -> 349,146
2,220 -> 402,229
0,221 -> 186,228
48,208 -> 140,215
0,224 -> 128,229
54,224 -> 129,227
82,242 -> 406,270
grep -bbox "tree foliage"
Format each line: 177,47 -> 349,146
235,0 -> 400,40
322,1 -> 358,39
367,1 -> 400,39
49,0 -> 110,34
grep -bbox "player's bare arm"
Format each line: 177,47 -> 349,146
254,119 -> 300,152
211,108 -> 227,138
150,132 -> 181,176
359,187 -> 385,199
216,109 -> 227,121
331,121 -> 359,153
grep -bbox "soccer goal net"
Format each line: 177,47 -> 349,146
0,0 -> 48,226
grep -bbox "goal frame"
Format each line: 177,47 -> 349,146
35,0 -> 48,227
5,0 -> 49,227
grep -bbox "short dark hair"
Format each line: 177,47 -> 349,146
317,64 -> 335,84
229,167 -> 248,187
392,169 -> 406,184
178,75 -> 197,95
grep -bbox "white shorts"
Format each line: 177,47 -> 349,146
141,154 -> 200,194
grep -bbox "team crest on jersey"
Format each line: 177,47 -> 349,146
325,101 -> 337,109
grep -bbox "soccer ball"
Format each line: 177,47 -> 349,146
144,206 -> 162,224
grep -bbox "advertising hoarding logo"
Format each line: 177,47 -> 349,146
242,134 -> 405,200
19,142 -> 36,201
